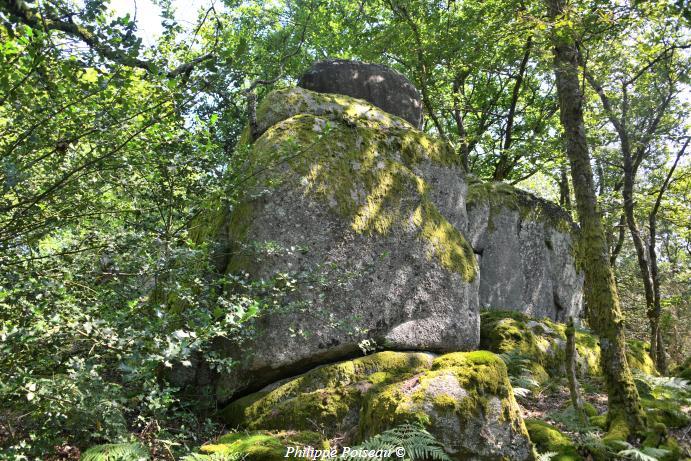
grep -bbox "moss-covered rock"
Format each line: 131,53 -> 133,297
199,430 -> 328,460
221,350 -> 534,460
200,87 -> 481,402
480,310 -> 600,378
222,351 -> 435,431
480,310 -> 660,380
525,419 -> 582,461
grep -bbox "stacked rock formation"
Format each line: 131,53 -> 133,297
178,60 -> 584,459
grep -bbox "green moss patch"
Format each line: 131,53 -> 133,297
525,419 -> 582,461
199,430 -> 328,460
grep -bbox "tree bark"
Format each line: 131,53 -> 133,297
559,164 -> 571,210
545,0 -> 645,436
566,317 -> 587,425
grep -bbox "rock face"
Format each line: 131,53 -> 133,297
466,180 -> 583,322
221,351 -> 535,461
298,59 -> 424,128
211,87 -> 479,402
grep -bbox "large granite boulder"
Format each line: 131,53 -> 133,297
209,87 -> 479,402
466,180 -> 583,322
298,59 -> 423,128
177,75 -> 584,405
221,351 -> 535,461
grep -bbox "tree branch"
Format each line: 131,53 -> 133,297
1,0 -> 215,77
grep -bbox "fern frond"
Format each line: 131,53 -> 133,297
513,386 -> 532,398
617,447 -> 669,461
535,452 -> 558,461
80,442 -> 149,461
343,423 -> 451,461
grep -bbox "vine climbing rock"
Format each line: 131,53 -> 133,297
298,59 -> 424,128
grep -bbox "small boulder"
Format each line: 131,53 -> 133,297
298,59 -> 423,128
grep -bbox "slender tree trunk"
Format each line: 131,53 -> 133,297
493,37 -> 532,181
622,154 -> 658,367
648,211 -> 665,372
566,317 -> 587,425
545,0 -> 645,436
646,140 -> 687,373
559,164 -> 571,210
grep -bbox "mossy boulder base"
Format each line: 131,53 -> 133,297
222,351 -> 534,461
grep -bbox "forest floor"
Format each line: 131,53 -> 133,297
518,378 -> 691,460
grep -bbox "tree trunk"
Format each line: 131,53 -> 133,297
566,317 -> 587,425
545,0 -> 645,436
559,164 -> 571,210
645,140 -> 687,373
622,154 -> 658,368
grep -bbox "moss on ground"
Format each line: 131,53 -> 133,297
199,430 -> 328,460
525,419 -> 582,461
